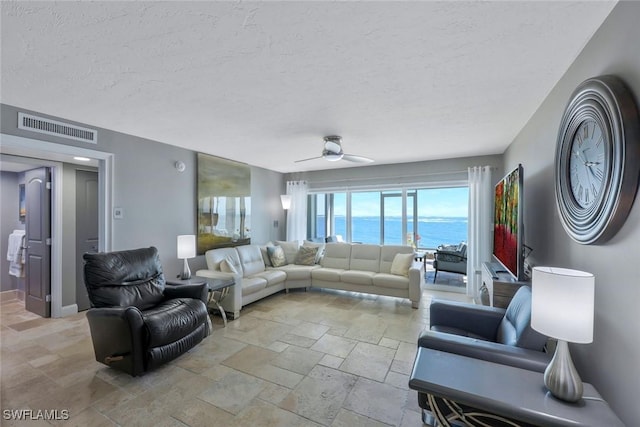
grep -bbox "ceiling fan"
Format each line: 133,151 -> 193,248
295,136 -> 374,164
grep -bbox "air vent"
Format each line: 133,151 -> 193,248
18,112 -> 97,144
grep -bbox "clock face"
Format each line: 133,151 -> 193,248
569,119 -> 605,208
555,75 -> 640,245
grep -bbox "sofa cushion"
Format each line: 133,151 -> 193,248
321,243 -> 352,269
276,240 -> 301,264
373,273 -> 410,290
242,277 -> 268,296
312,267 -> 344,282
294,246 -> 318,266
251,269 -> 286,287
390,253 -> 414,276
267,245 -> 287,267
349,244 -> 381,272
237,245 -> 266,277
341,270 -> 376,286
275,264 -> 319,280
379,245 -> 414,274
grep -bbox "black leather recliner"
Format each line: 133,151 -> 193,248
83,246 -> 210,376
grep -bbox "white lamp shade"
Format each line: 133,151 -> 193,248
177,235 -> 196,259
531,266 -> 594,344
280,194 -> 292,210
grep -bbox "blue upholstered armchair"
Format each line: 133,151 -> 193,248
432,242 -> 467,282
415,286 -> 551,423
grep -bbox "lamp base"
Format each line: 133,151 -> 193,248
180,258 -> 191,280
544,340 -> 583,403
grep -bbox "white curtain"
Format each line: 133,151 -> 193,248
467,166 -> 493,302
286,180 -> 308,242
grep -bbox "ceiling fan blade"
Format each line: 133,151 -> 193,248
342,154 -> 374,163
295,156 -> 324,163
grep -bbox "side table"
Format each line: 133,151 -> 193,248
409,347 -> 624,427
167,276 -> 235,327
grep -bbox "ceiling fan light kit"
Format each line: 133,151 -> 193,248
295,135 -> 374,164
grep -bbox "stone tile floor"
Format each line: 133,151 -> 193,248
0,287 -> 471,426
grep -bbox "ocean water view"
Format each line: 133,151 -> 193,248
315,216 -> 467,248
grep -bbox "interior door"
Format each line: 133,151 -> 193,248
76,170 -> 98,311
25,167 -> 51,317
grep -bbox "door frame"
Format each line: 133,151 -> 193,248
0,133 -> 113,317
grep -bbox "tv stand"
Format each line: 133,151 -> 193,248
481,262 -> 530,308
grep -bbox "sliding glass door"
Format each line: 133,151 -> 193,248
306,186 -> 467,248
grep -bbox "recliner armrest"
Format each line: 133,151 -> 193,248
430,299 -> 505,340
86,306 -> 146,375
418,330 -> 551,373
164,283 -> 208,304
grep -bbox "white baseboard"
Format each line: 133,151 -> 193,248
60,304 -> 78,317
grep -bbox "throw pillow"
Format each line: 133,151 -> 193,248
303,240 -> 325,264
267,245 -> 287,267
390,253 -> 414,277
260,242 -> 274,267
275,240 -> 300,264
294,246 -> 318,266
220,256 -> 239,274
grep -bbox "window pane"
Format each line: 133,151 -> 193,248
333,193 -> 347,240
351,191 -> 380,244
382,192 -> 402,245
416,187 -> 469,249
316,194 -> 326,239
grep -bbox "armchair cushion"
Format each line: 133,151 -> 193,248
83,247 -> 165,310
417,330 -> 551,373
429,299 -> 505,340
142,298 -> 209,348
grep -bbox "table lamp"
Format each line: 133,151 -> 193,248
177,235 -> 196,280
531,266 -> 594,403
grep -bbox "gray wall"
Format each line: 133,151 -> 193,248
504,2 -> 639,423
1,103 -> 285,302
0,171 -> 25,292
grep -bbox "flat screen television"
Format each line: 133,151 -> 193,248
492,164 -> 525,281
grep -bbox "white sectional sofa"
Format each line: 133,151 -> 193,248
196,241 -> 424,319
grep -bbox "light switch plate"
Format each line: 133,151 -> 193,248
113,207 -> 124,219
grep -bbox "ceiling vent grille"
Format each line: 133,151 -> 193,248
18,112 -> 97,144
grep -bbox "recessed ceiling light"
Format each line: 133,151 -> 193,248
74,156 -> 91,161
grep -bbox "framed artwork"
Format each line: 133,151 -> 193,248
19,184 -> 26,223
197,153 -> 251,254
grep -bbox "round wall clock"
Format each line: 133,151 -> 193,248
555,75 -> 640,244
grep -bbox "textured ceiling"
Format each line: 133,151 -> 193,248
1,1 -> 616,173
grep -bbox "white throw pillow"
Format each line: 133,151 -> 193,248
390,253 -> 414,277
220,256 -> 238,274
303,240 -> 325,264
275,240 -> 300,264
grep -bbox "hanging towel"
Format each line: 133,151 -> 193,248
7,230 -> 25,277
